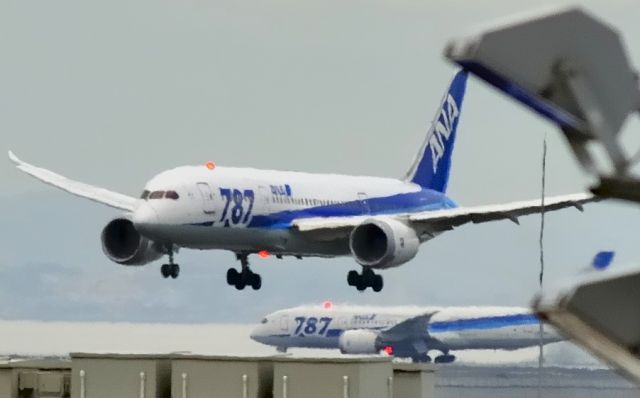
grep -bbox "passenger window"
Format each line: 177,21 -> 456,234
149,191 -> 165,199
140,190 -> 150,200
165,191 -> 180,200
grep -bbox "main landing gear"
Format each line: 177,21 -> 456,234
227,254 -> 262,290
347,268 -> 383,292
160,247 -> 180,279
409,351 -> 455,364
434,353 -> 456,364
412,353 -> 432,363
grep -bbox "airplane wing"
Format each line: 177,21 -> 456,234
382,312 -> 436,339
8,151 -> 136,212
292,193 -> 597,238
378,312 -> 440,357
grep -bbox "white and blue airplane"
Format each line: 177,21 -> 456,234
250,303 -> 561,363
8,70 -> 595,292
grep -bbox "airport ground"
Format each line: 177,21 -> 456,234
1,320 -> 637,397
437,365 -> 637,398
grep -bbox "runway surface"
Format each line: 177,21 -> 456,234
436,365 -> 638,398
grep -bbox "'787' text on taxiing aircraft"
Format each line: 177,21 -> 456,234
9,70 -> 596,292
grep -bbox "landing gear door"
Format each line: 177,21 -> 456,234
280,314 -> 289,333
358,192 -> 371,214
258,185 -> 272,214
196,182 -> 216,214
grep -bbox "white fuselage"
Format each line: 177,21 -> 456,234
250,305 -> 561,352
133,165 -> 455,256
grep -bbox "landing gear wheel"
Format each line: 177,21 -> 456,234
250,273 -> 262,290
234,279 -> 246,290
412,354 -> 432,363
434,354 -> 456,364
227,268 -> 240,285
347,270 -> 359,286
346,268 -> 384,292
372,274 -> 383,292
160,264 -> 171,278
362,268 -> 375,285
170,263 -> 180,279
228,254 -> 263,291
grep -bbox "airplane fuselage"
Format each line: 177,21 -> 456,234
134,165 -> 457,257
9,70 -> 594,291
251,306 -> 561,353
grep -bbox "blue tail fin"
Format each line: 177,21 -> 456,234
405,70 -> 468,192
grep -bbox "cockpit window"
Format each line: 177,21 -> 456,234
149,191 -> 165,199
165,190 -> 180,200
261,318 -> 268,324
140,190 -> 150,200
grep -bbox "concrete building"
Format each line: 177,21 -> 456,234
0,359 -> 71,398
66,353 -> 434,398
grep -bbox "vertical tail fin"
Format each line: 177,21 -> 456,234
405,70 -> 468,192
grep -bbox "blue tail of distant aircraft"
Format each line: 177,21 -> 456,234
405,70 -> 468,193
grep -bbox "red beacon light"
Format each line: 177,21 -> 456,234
322,300 -> 333,310
257,250 -> 270,258
383,346 -> 394,355
205,161 -> 216,170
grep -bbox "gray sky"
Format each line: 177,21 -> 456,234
1,0 -> 640,323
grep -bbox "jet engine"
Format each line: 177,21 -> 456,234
338,330 -> 381,354
101,218 -> 164,266
349,218 -> 419,269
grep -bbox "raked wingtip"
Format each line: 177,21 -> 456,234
7,150 -> 19,164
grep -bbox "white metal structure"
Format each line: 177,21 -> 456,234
444,6 -> 640,200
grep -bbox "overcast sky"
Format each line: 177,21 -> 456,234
1,0 -> 640,323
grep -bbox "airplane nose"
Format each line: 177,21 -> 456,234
132,202 -> 159,230
249,327 -> 264,343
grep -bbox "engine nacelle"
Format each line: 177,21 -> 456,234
338,330 -> 381,354
101,218 -> 164,266
349,218 -> 419,269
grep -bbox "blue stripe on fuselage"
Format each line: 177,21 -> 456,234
247,189 -> 457,229
326,329 -> 343,338
427,314 -> 539,333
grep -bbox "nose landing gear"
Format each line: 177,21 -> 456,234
347,268 -> 383,292
160,246 -> 180,279
226,254 -> 262,290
